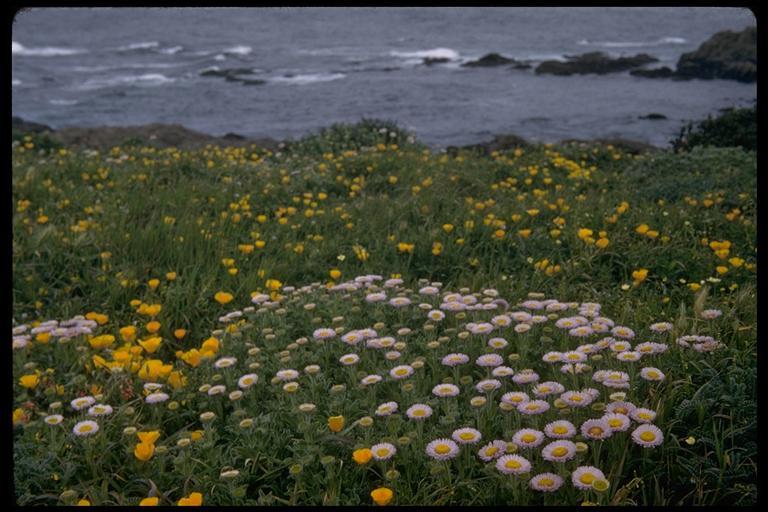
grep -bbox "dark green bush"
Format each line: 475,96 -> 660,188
671,106 -> 756,152
287,118 -> 423,155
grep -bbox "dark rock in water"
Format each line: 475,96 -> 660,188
676,26 -> 756,82
423,57 -> 451,65
12,116 -> 55,134
200,67 -> 254,78
46,123 -> 279,151
630,66 -> 676,78
511,62 -> 532,70
560,137 -> 658,154
535,52 -> 658,75
462,53 -> 516,67
639,113 -> 668,120
447,133 -> 529,156
201,67 -> 265,85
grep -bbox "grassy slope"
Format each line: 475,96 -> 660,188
12,126 -> 757,505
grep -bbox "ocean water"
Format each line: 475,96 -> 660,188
11,7 -> 756,147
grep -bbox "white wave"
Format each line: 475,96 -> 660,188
12,79 -> 21,86
160,46 -> 184,55
78,73 -> 176,90
49,99 -> 78,106
270,73 -> 346,85
390,47 -> 461,61
223,45 -> 252,55
118,41 -> 160,51
12,41 -> 86,57
214,54 -> 227,61
577,36 -> 687,48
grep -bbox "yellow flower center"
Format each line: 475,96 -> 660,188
638,412 -> 652,420
79,425 -> 93,433
413,409 -> 425,417
435,444 -> 450,455
614,407 -> 628,415
571,395 -> 583,402
395,369 -> 408,376
505,459 -> 522,469
459,432 -> 475,441
588,427 -> 604,436
540,386 -> 551,393
580,473 -> 595,485
647,371 -> 659,378
486,447 -> 499,456
640,431 -> 656,442
511,396 -> 523,402
521,434 -> 537,443
242,378 -> 253,385
539,478 -> 554,487
376,448 -> 389,457
551,446 -> 568,457
552,426 -> 568,435
608,419 -> 622,428
526,404 -> 539,411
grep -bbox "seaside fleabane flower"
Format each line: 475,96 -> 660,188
426,438 -> 460,461
631,424 -> 664,448
406,404 -> 433,420
370,487 -> 393,506
452,427 -> 483,445
496,454 -> 532,475
572,466 -> 606,490
478,440 -> 507,462
73,420 -> 99,437
541,440 -> 577,462
371,442 -> 396,461
531,472 -> 564,492
512,428 -> 545,448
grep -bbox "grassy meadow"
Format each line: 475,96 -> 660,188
12,121 -> 757,506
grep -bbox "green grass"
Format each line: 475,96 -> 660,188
12,124 -> 756,506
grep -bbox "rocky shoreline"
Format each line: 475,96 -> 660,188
12,116 -> 662,155
453,26 -> 755,82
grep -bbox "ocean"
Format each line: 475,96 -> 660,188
11,7 -> 757,148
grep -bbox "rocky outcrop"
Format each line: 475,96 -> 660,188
200,67 -> 266,85
676,27 -> 756,82
630,66 -> 676,78
535,52 -> 658,75
639,113 -> 668,120
447,133 -> 529,156
12,119 -> 279,151
423,57 -> 451,66
12,116 -> 54,134
462,53 -> 517,67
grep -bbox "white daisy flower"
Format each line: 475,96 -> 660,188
541,440 -> 577,462
405,404 -> 433,420
72,420 -> 99,436
477,440 -> 507,461
495,454 -> 532,475
631,424 -> 664,448
530,472 -> 564,492
426,438 -> 460,460
512,428 -> 545,448
572,466 -> 606,490
371,442 -> 396,461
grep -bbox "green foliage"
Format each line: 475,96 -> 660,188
671,106 -> 756,152
286,118 -> 423,156
12,139 -> 756,506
